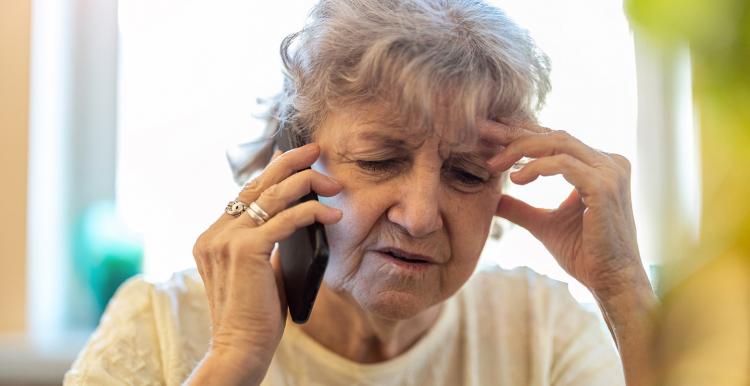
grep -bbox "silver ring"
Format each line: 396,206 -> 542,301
244,201 -> 271,226
245,206 -> 266,225
225,200 -> 249,217
249,202 -> 270,222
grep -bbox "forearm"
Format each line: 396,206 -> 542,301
595,275 -> 658,386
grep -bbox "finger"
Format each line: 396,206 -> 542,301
218,143 -> 321,224
494,194 -> 548,236
487,130 -> 605,172
477,119 -> 537,147
236,169 -> 342,228
509,154 -> 597,191
261,200 -> 343,243
604,152 -> 632,174
270,149 -> 283,162
239,143 -> 321,202
498,117 -> 552,134
558,188 -> 585,212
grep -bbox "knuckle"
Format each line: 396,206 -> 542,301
192,233 -> 207,259
292,170 -> 315,190
262,182 -> 284,201
193,230 -> 223,260
552,129 -> 571,141
294,200 -> 316,213
612,153 -> 632,172
298,168 -> 316,179
297,201 -> 320,220
241,178 -> 263,195
558,154 -> 576,167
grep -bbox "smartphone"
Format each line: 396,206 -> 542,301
274,127 -> 330,324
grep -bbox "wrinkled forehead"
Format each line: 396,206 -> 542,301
324,106 -> 488,152
319,103 -> 492,156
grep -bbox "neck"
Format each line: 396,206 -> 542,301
299,284 -> 443,363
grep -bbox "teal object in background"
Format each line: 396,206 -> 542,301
73,200 -> 144,316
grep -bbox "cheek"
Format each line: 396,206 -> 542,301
314,161 -> 374,254
317,185 -> 385,278
444,191 -> 498,266
319,190 -> 372,249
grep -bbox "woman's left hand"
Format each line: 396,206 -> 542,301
481,118 -> 651,299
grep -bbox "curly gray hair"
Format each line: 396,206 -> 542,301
228,0 -> 551,183
271,0 -> 550,141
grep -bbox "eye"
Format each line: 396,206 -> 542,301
446,167 -> 488,187
356,159 -> 404,173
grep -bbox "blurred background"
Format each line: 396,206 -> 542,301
3,0 -> 744,384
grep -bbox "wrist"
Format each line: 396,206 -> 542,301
186,349 -> 269,386
593,273 -> 658,323
588,263 -> 653,303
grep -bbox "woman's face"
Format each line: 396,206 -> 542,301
312,108 -> 503,320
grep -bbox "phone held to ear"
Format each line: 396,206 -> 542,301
274,127 -> 330,324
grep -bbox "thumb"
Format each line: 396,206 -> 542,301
495,194 -> 548,236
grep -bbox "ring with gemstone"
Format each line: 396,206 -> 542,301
225,200 -> 249,217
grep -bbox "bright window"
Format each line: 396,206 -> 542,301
117,0 -> 639,303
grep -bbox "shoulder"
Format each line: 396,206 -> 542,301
103,268 -> 208,324
462,265 -> 603,330
461,265 -> 577,310
457,266 -> 624,385
454,265 -> 589,341
64,276 -> 164,385
65,269 -> 210,386
151,268 -> 209,315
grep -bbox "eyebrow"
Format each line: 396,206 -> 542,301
355,126 -> 497,163
354,131 -> 424,151
353,128 -> 496,160
444,140 -> 498,161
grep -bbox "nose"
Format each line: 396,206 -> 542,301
386,168 -> 444,238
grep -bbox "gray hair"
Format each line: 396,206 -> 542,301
231,1 -> 549,186
269,0 -> 551,144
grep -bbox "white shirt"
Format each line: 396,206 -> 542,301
64,267 -> 625,385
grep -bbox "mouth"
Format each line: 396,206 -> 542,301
375,247 -> 437,268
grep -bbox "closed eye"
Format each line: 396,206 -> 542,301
446,168 -> 487,186
356,159 -> 405,173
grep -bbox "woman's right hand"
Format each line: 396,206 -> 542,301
187,143 -> 343,385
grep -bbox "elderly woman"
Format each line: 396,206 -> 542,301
65,0 -> 656,385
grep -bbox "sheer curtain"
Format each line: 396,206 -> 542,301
117,0 -> 640,303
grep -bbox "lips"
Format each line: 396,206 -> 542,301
376,247 -> 437,264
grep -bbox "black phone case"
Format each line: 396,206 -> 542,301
275,128 -> 330,324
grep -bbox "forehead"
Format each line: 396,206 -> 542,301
318,108 -> 493,156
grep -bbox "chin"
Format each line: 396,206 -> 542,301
358,289 -> 433,320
